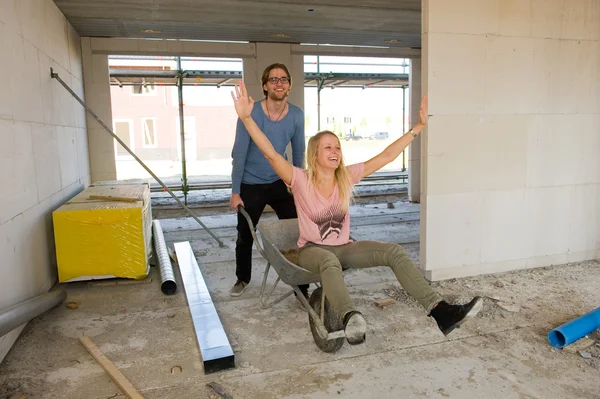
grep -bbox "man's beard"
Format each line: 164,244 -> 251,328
268,90 -> 288,102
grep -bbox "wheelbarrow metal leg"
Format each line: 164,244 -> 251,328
327,330 -> 346,340
258,262 -> 294,309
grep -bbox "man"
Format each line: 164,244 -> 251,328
230,63 -> 309,301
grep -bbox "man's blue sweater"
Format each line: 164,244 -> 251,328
231,101 -> 305,194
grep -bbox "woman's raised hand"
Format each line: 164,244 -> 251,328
231,82 -> 254,119
418,94 -> 428,127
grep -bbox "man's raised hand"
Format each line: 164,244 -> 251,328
231,81 -> 254,119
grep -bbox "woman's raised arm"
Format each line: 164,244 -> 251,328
231,82 -> 294,185
362,95 -> 428,178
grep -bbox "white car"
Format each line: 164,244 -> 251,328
369,132 -> 389,140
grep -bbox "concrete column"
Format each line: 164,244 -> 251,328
242,42 -> 304,111
242,43 -> 305,161
408,58 -> 422,203
82,37 -> 116,182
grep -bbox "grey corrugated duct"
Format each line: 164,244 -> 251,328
152,220 -> 177,295
0,289 -> 66,337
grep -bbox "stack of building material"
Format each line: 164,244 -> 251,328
53,181 -> 152,283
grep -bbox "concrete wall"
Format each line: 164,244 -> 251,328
0,0 -> 88,361
421,0 -> 600,280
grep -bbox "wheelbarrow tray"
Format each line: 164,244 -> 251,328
256,218 -> 322,286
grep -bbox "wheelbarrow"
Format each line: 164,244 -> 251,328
238,206 -> 346,353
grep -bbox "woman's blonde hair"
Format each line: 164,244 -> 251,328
306,131 -> 355,211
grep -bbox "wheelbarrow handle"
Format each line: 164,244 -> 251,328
237,205 -> 266,258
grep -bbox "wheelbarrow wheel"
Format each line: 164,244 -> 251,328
308,287 -> 345,353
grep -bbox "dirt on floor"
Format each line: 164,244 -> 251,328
0,197 -> 599,398
1,259 -> 599,398
373,260 -> 600,372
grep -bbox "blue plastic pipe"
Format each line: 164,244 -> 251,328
548,307 -> 600,348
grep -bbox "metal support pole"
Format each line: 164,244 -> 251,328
317,56 -> 321,131
402,85 -> 407,172
50,68 -> 225,248
317,78 -> 326,132
317,88 -> 321,131
177,57 -> 189,204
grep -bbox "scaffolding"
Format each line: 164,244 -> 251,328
108,56 -> 411,203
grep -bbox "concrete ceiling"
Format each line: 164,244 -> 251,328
53,0 -> 422,48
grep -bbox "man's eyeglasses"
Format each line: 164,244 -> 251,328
267,77 -> 290,84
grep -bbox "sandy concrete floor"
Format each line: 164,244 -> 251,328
1,200 -> 599,399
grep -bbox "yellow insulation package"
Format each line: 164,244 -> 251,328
53,181 -> 153,282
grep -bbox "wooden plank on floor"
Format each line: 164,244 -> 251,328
174,241 -> 235,374
79,335 -> 144,399
88,195 -> 141,203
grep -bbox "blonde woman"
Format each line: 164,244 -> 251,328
232,82 -> 482,345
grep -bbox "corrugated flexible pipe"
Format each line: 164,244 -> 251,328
152,220 -> 177,295
0,289 -> 66,337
